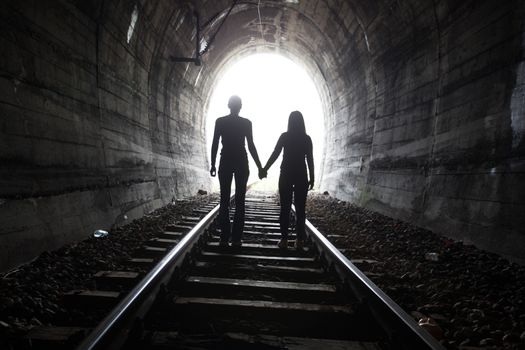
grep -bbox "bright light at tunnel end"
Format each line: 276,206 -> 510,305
206,54 -> 324,190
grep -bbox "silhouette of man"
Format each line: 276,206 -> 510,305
210,95 -> 263,247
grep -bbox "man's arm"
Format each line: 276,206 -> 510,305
210,120 -> 220,176
306,136 -> 315,189
246,120 -> 262,170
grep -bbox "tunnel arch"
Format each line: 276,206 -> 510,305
1,0 -> 524,271
193,0 -> 369,127
191,0 -> 374,190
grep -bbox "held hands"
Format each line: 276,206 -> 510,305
210,166 -> 216,177
258,166 -> 268,180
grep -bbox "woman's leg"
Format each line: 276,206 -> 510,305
278,175 -> 293,239
218,165 -> 233,243
293,179 -> 309,241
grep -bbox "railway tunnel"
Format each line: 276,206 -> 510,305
1,0 -> 525,275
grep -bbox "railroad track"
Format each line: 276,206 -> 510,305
22,191 -> 445,349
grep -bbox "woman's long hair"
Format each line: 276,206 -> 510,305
287,111 -> 306,134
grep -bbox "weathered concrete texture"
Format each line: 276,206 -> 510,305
0,0 -> 209,271
196,0 -> 525,263
1,0 -> 525,270
319,0 -> 525,263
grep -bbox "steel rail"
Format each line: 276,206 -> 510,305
77,188 -> 441,349
76,197 -> 227,350
297,206 -> 446,350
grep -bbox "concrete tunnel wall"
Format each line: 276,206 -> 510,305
0,0 -> 524,271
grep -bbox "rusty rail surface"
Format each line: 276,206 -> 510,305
297,205 -> 446,350
76,198 -> 226,350
77,192 -> 445,350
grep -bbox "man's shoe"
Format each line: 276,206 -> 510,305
277,239 -> 288,249
231,240 -> 242,248
294,239 -> 304,251
219,240 -> 229,248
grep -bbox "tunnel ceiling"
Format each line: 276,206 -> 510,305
95,0 -> 525,264
1,0 -> 525,271
169,0 -> 371,127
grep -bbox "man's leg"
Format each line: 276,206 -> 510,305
231,165 -> 249,243
293,180 -> 309,241
278,176 -> 293,239
218,166 -> 233,243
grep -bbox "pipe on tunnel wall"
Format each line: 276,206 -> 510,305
1,0 -> 525,271
0,0 -> 210,271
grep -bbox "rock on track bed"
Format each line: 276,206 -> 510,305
306,193 -> 525,350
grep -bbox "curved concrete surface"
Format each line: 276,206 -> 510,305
1,0 -> 524,270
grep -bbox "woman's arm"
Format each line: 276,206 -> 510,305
264,134 -> 284,171
306,136 -> 314,189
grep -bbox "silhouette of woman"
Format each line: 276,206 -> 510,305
262,111 -> 314,250
210,95 -> 263,247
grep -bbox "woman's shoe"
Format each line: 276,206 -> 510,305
294,239 -> 304,251
277,239 -> 288,249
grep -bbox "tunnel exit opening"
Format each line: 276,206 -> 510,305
206,53 -> 325,191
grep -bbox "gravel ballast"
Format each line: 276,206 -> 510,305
306,193 -> 525,350
1,190 -> 523,350
0,194 -> 217,339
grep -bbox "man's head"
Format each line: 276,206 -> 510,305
228,95 -> 242,115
